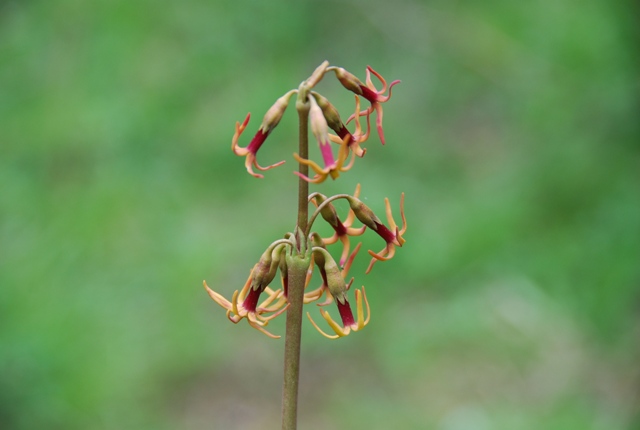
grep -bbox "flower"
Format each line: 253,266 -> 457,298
202,223 -> 375,340
293,95 -> 355,184
309,183 -> 366,267
333,66 -> 400,145
203,240 -> 290,338
231,90 -> 296,178
305,246 -> 370,339
347,192 -> 407,273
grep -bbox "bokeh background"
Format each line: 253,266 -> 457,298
2,0 -> 639,428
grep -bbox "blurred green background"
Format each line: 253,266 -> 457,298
2,0 -> 639,428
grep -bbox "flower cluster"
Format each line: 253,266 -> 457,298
230,65 -> 399,182
205,62 -> 405,340
204,184 -> 407,339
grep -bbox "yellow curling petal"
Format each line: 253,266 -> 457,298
356,287 -> 371,328
366,244 -> 396,274
304,286 -> 325,304
356,289 -> 364,328
306,312 -> 339,339
258,288 -> 282,309
231,114 -> 250,156
231,289 -> 241,317
203,280 -> 233,311
238,272 -> 253,302
252,154 -> 286,172
385,197 -> 396,231
259,303 -> 289,322
342,242 -> 362,275
321,233 -> 340,246
226,310 -> 242,324
247,318 -> 281,339
293,152 -> 326,176
398,192 -> 407,238
259,294 -> 287,313
341,149 -> 357,171
320,309 -> 350,337
247,311 -> 267,327
337,235 -> 351,268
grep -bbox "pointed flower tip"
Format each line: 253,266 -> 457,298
241,112 -> 251,128
396,226 -> 406,246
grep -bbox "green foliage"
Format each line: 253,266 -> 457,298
1,0 -> 638,428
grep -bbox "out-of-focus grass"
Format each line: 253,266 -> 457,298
1,0 -> 638,428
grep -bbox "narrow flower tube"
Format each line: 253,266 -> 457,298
305,246 -> 370,339
231,90 -> 297,178
346,192 -> 407,273
203,239 -> 292,338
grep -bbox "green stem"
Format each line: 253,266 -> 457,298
281,93 -> 310,430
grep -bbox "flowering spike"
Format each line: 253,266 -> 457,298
206,62 -> 405,344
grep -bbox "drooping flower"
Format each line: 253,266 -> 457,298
231,90 -> 297,178
332,65 -> 400,145
203,240 -> 290,338
305,246 -> 370,339
293,95 -> 355,184
347,192 -> 407,273
309,183 -> 366,267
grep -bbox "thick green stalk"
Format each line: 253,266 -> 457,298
281,94 -> 310,430
296,99 -> 310,231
